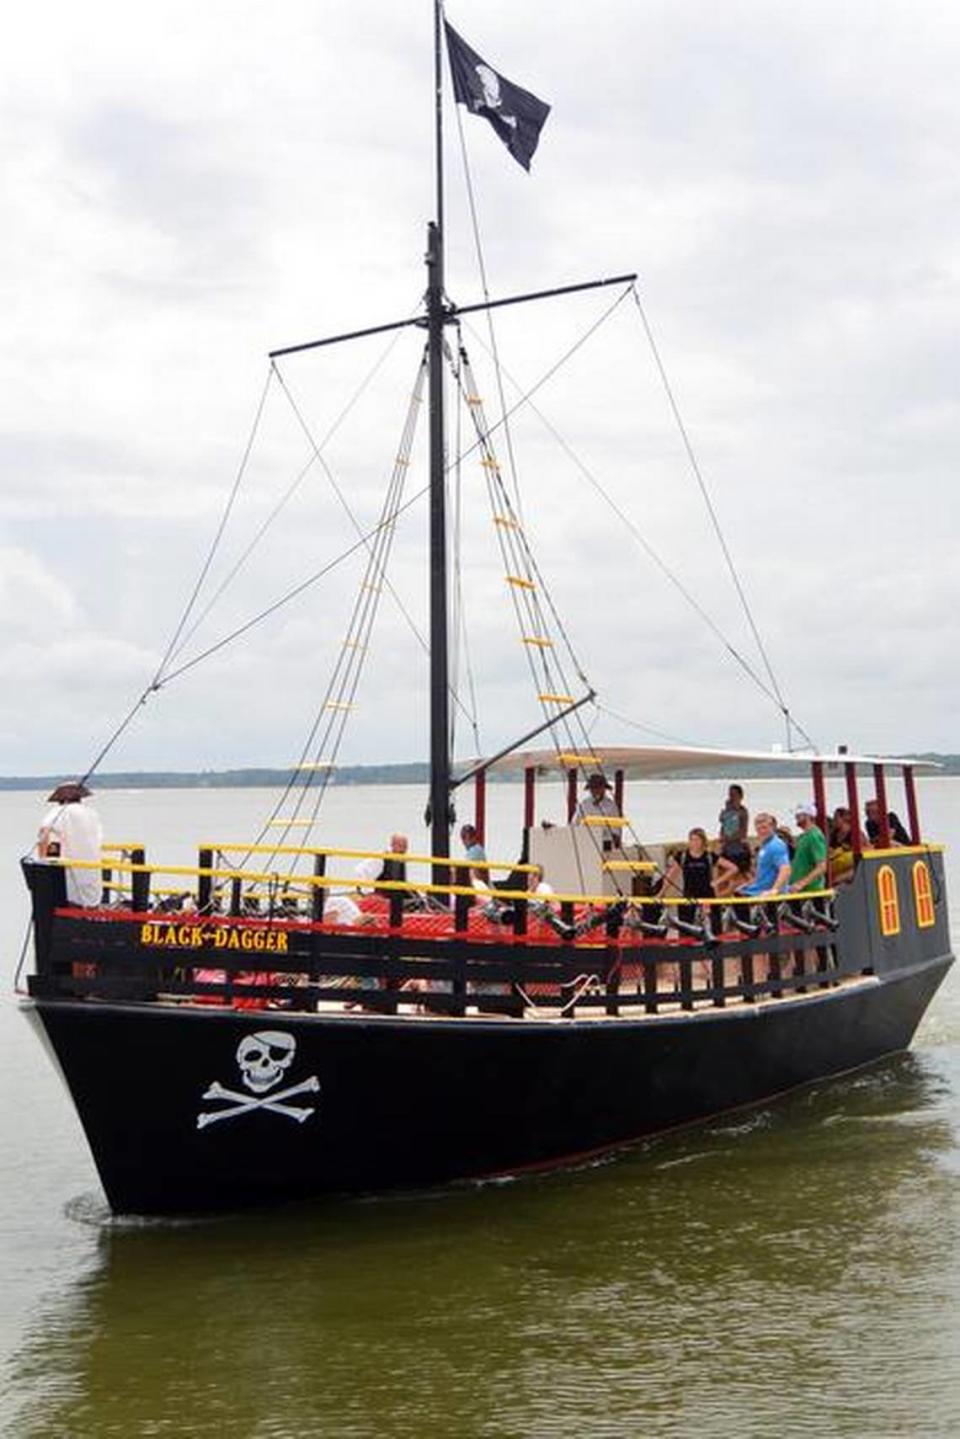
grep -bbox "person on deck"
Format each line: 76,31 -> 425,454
575,773 -> 621,849
718,783 -> 750,866
37,782 -> 103,908
660,827 -> 718,926
355,833 -> 410,895
864,800 -> 911,847
459,824 -> 488,890
829,807 -> 857,884
738,813 -> 790,898
482,864 -> 574,940
788,804 -> 828,894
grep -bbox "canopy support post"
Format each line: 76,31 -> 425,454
845,763 -> 862,858
873,764 -> 891,848
903,765 -> 921,844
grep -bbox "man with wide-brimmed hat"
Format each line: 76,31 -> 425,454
37,781 -> 103,907
574,772 -> 622,850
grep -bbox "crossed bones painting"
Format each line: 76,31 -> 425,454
197,1032 -> 321,1130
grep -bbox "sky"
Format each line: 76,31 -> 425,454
2,0 -> 959,776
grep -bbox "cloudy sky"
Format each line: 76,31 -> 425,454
3,0 -> 959,776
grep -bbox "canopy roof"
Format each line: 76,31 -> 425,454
484,745 -> 940,778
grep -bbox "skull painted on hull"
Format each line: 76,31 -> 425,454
236,1031 -> 296,1093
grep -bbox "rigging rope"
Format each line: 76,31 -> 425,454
155,366 -> 275,686
251,351 -> 430,861
77,279 -> 638,784
631,288 -> 812,751
460,314 -> 816,750
451,342 -> 644,896
452,92 -> 525,522
166,315 -> 416,667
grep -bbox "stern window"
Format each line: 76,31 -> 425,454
877,865 -> 901,937
912,861 -> 935,929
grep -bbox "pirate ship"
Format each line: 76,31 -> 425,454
18,5 -> 954,1215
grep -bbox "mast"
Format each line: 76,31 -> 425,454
427,0 -> 451,876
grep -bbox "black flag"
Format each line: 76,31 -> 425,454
444,21 -> 550,172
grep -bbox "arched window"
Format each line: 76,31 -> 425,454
912,861 -> 935,929
877,865 -> 900,937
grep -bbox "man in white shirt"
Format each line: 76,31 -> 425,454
37,782 -> 103,907
575,772 -> 622,849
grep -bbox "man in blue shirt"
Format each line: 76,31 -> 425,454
739,812 -> 791,896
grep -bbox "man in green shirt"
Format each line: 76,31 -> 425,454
789,803 -> 828,892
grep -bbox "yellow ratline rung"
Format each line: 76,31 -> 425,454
558,752 -> 601,766
466,394 -> 483,406
582,815 -> 628,827
522,636 -> 553,648
481,456 -> 500,470
323,701 -> 355,712
342,640 -> 367,651
506,575 -> 535,590
265,820 -> 313,828
360,583 -> 381,593
603,860 -> 657,872
394,457 -> 410,466
291,761 -> 336,771
538,693 -> 576,705
493,514 -> 519,529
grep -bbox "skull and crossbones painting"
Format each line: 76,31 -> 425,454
197,1030 -> 320,1130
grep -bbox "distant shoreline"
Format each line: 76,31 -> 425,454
2,756 -> 957,790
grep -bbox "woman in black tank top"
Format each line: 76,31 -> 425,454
677,827 -> 716,926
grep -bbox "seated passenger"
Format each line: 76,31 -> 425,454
864,800 -> 911,846
738,813 -> 790,897
355,833 -> 408,887
483,864 -> 574,940
829,808 -> 856,884
324,892 -> 374,927
718,783 -> 750,867
458,824 -> 488,889
713,847 -> 752,897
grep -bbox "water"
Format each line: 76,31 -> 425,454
2,779 -> 958,1437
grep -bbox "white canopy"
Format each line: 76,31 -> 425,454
481,745 -> 939,778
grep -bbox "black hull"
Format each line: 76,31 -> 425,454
27,953 -> 952,1215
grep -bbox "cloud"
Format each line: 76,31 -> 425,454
2,0 -> 959,773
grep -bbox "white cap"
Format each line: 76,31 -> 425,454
795,801 -> 817,819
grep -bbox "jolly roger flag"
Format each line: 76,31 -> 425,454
444,20 -> 551,172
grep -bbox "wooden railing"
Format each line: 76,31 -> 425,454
24,840 -> 853,1018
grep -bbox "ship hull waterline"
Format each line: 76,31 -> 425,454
25,952 -> 952,1216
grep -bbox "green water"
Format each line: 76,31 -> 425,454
2,783 -> 959,1436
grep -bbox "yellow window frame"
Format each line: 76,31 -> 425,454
877,864 -> 901,937
912,861 -> 935,929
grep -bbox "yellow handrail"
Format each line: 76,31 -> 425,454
47,855 -> 834,910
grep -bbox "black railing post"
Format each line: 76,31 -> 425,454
311,855 -> 326,922
678,951 -> 694,1011
131,848 -> 149,912
198,848 -> 213,913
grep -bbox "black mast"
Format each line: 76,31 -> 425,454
427,0 -> 451,878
